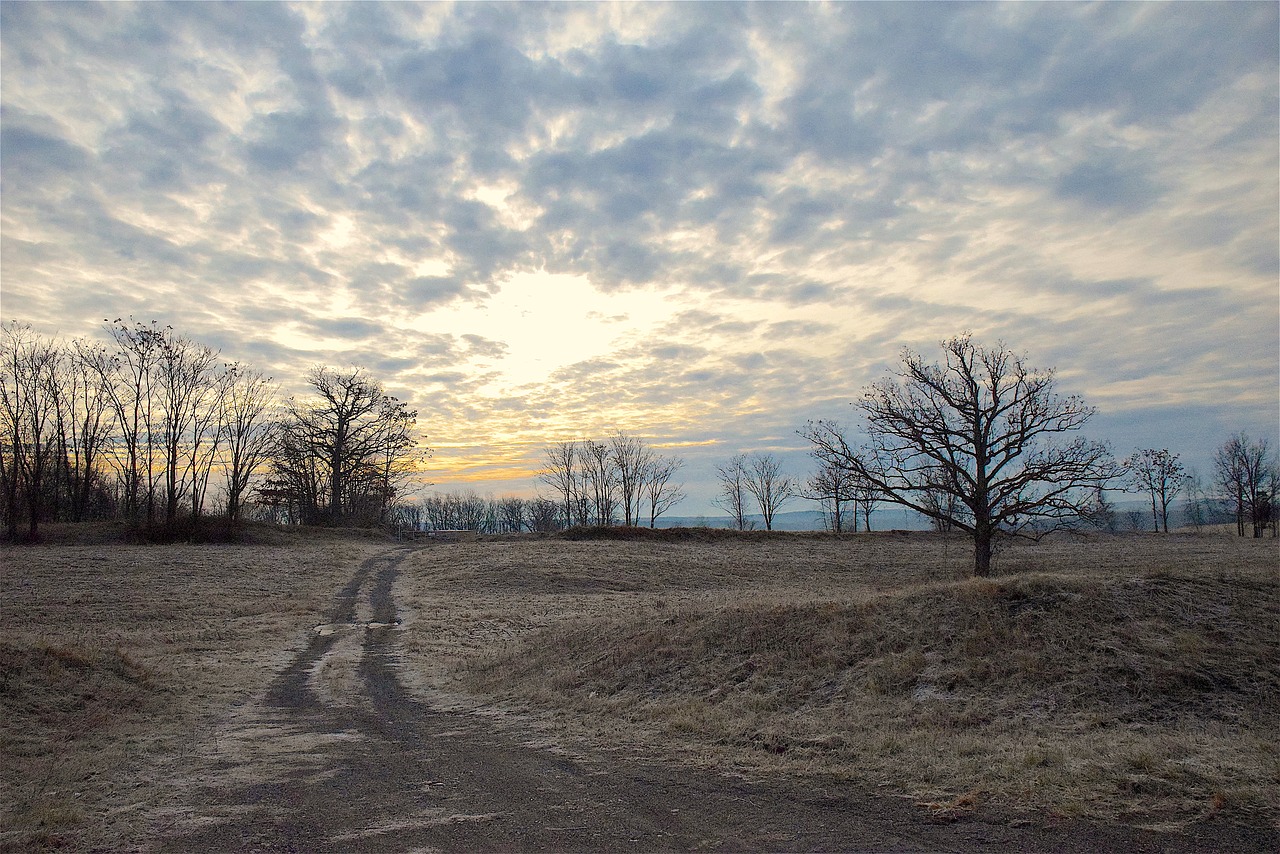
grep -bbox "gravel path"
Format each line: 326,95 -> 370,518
156,548 -> 1268,853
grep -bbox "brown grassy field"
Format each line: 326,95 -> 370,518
0,524 -> 391,851
393,530 -> 1280,832
2,525 -> 1277,850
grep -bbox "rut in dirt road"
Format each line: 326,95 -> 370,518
158,547 -> 1244,853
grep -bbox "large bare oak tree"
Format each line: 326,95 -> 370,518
803,335 -> 1117,576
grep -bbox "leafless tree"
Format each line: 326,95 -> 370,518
271,366 -> 419,525
98,319 -> 167,524
803,335 -> 1117,576
155,333 -> 221,524
219,365 -> 279,523
498,495 -> 527,533
852,475 -> 881,532
642,453 -> 685,527
805,459 -> 858,532
714,453 -> 752,530
538,440 -> 580,528
610,430 -> 651,527
579,439 -> 618,525
0,323 -> 61,539
1124,448 -> 1187,533
56,339 -> 116,522
527,496 -> 561,533
1214,433 -> 1276,537
744,452 -> 796,531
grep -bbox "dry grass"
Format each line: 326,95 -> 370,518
0,524 -> 391,851
394,531 -> 1280,830
3,526 -> 1275,848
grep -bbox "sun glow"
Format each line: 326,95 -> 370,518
424,270 -> 682,390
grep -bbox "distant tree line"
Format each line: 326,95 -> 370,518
536,432 -> 685,529
0,320 -> 423,541
390,491 -> 562,535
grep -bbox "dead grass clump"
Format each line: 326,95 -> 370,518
458,565 -> 1280,825
0,638 -> 167,849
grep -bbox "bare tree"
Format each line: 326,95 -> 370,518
1214,433 -> 1276,538
579,439 -> 618,525
538,441 -> 579,529
271,367 -> 419,525
99,319 -> 167,524
527,496 -> 562,533
0,323 -> 61,540
155,333 -> 220,524
805,459 -> 859,532
219,365 -> 279,523
744,452 -> 796,531
57,339 -> 116,522
803,335 -> 1117,576
853,475 -> 881,532
714,453 -> 752,530
498,496 -> 527,533
610,430 -> 651,527
643,453 -> 685,528
1125,448 -> 1187,533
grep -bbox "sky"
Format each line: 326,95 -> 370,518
2,1 -> 1278,517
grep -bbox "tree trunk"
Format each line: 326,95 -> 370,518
974,532 -> 993,577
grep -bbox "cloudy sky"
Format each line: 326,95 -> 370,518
3,1 -> 1277,516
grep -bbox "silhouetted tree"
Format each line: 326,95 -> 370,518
219,365 -> 279,523
805,458 -> 858,532
0,323 -> 61,539
270,366 -> 419,525
1214,433 -> 1276,537
610,430 -> 650,527
744,452 -> 796,531
580,439 -> 617,525
538,440 -> 580,528
803,335 -> 1117,576
714,453 -> 752,530
1125,448 -> 1187,532
98,319 -> 167,524
57,339 -> 116,522
643,453 -> 685,527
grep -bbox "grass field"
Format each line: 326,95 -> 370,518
394,529 -> 1280,831
0,524 -> 390,851
2,525 -> 1277,849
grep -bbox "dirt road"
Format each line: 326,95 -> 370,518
156,548 -> 1262,852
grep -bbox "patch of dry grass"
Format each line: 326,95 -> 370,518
0,529 -> 390,851
393,532 -> 1280,829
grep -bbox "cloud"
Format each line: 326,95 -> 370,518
1,1 -> 1275,513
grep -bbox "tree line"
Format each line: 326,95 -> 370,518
0,320 -> 423,541
391,491 -> 563,535
535,433 -> 686,529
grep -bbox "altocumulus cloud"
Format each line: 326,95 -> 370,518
1,1 -> 1276,511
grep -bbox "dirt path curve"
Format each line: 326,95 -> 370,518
156,548 -> 1234,853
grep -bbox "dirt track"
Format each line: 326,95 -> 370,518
155,547 -> 1270,852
